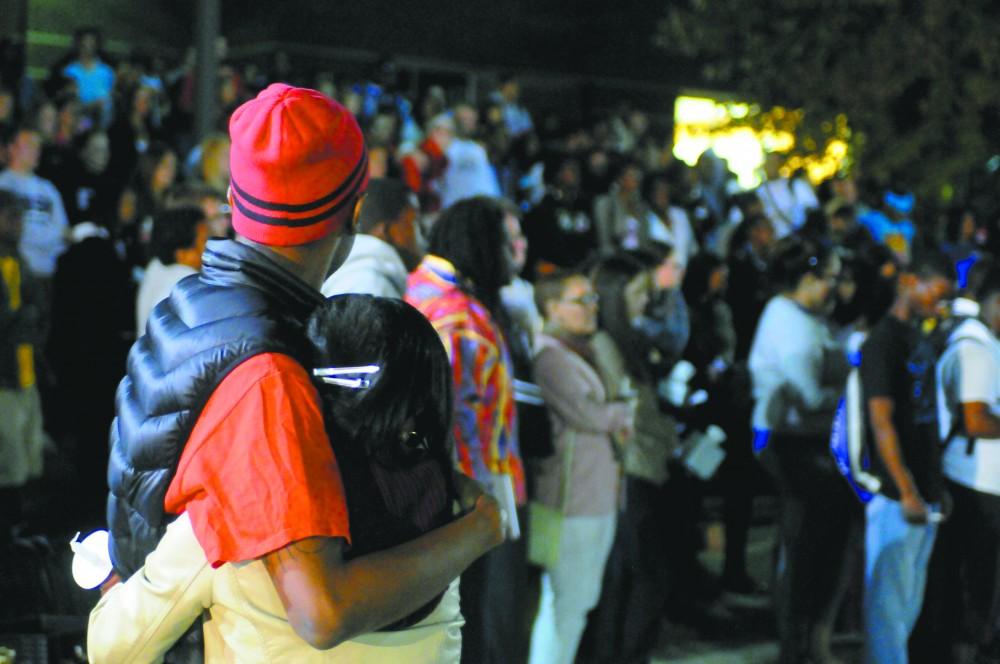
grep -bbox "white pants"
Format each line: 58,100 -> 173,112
528,513 -> 616,664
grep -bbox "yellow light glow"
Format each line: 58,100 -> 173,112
672,95 -> 851,188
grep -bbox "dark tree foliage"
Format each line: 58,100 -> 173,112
656,0 -> 1000,202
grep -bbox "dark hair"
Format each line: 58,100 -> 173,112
627,240 -> 673,269
682,251 -> 726,305
164,181 -> 222,209
150,206 -> 203,264
306,295 -> 454,468
1,122 -> 36,147
357,178 -> 414,233
905,249 -> 953,281
944,205 -> 975,244
428,196 -> 510,314
966,255 -> 997,299
770,236 -> 833,292
728,212 -> 771,252
136,141 -> 175,188
592,254 -> 650,381
975,264 -> 1000,303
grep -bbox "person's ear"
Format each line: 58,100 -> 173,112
350,194 -> 367,234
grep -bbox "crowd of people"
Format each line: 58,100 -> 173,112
1,24 -> 1000,664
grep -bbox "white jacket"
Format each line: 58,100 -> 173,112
88,513 -> 463,663
321,235 -> 409,299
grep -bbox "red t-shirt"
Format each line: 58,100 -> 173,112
164,353 -> 351,567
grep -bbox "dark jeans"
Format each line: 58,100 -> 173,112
459,513 -> 530,664
758,432 -> 861,664
911,479 -> 1000,664
580,476 -> 670,664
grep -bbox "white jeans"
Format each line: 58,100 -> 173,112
528,513 -> 616,664
863,494 -> 938,664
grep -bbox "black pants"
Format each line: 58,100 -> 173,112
911,479 -> 1000,663
459,513 -> 530,664
758,433 -> 861,664
580,476 -> 671,664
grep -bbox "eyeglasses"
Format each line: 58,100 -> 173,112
560,293 -> 599,306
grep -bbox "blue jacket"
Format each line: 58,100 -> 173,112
107,239 -> 324,577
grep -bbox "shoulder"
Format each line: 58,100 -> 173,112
212,353 -> 315,405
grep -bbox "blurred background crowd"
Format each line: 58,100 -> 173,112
0,20 -> 998,664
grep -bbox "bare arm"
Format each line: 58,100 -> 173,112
962,401 -> 1000,439
262,494 -> 504,650
867,396 -> 927,523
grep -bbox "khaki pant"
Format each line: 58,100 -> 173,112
0,386 -> 44,488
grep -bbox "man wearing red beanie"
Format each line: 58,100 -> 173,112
103,84 -> 503,652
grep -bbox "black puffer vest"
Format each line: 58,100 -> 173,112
107,239 -> 325,577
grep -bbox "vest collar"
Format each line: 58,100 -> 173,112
200,239 -> 325,318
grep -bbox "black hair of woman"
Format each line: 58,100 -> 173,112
306,294 -> 454,470
769,236 -> 834,293
682,251 -> 725,306
427,196 -> 511,318
591,254 -> 652,382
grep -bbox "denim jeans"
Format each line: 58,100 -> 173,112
863,494 -> 938,664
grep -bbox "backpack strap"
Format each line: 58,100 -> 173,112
941,329 -> 988,455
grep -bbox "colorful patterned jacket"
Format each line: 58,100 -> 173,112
406,255 -> 526,503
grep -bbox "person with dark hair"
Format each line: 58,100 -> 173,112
593,159 -> 663,256
910,265 -> 1000,663
858,188 -> 917,266
322,178 -> 422,298
643,170 -> 698,267
582,253 -> 684,663
400,114 -> 454,215
440,103 -> 501,209
941,204 -> 986,292
860,252 -> 954,664
528,268 -> 632,664
117,140 -> 178,269
0,124 -> 69,280
405,195 -> 526,664
50,127 -> 118,228
134,206 -> 206,333
755,152 -> 819,239
94,85 -> 499,658
0,189 -> 44,542
727,213 -> 775,361
632,241 -> 690,381
61,27 -> 115,127
522,154 -> 596,278
749,237 -> 857,664
89,294 -> 505,661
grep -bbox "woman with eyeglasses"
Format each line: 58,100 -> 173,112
527,269 -> 634,664
87,294 -> 505,663
748,237 -> 857,664
579,253 -> 687,664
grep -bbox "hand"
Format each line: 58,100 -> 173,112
472,493 -> 506,548
901,492 -> 929,524
453,470 -> 487,514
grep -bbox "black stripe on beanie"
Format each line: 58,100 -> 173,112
231,150 -> 369,213
233,171 -> 366,227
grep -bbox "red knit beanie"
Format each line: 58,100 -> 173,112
228,84 -> 369,246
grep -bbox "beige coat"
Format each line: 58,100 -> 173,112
88,513 -> 463,664
531,333 -> 632,517
590,331 -> 678,485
